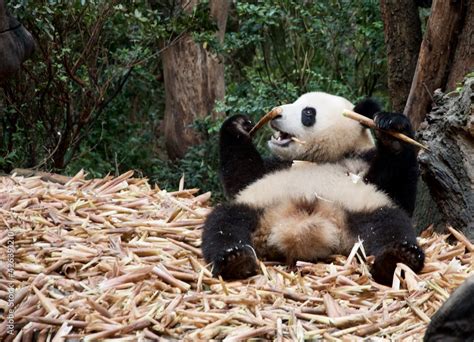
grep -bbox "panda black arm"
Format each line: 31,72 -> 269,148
365,112 -> 419,215
353,99 -> 418,215
219,115 -> 266,199
353,97 -> 381,120
263,156 -> 293,173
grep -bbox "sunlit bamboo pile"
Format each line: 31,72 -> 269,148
0,171 -> 472,341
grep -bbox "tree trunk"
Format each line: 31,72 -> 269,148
417,77 -> 474,240
380,0 -> 422,112
446,0 -> 474,90
404,0 -> 471,130
161,0 -> 230,160
0,0 -> 35,80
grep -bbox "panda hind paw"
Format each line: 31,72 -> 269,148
371,241 -> 425,286
211,244 -> 259,280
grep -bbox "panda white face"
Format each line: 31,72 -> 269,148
268,92 -> 374,162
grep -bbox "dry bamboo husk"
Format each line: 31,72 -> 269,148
0,171 -> 472,340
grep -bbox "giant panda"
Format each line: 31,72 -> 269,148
202,92 -> 424,285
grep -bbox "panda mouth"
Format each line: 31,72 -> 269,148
270,130 -> 294,147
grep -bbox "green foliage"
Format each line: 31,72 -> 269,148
1,1 -> 162,171
151,116 -> 225,201
1,0 -> 389,200
225,0 -> 387,101
63,57 -> 165,178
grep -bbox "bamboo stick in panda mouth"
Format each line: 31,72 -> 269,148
249,107 -> 283,136
249,107 -> 307,145
342,109 -> 429,151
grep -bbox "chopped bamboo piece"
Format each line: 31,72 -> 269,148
31,286 -> 60,316
291,137 -> 307,145
447,226 -> 474,252
0,172 -> 470,340
51,322 -> 73,342
153,265 -> 191,292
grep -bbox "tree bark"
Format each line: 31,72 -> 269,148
404,0 -> 469,130
161,0 -> 230,160
0,0 -> 35,80
417,77 -> 474,240
380,0 -> 422,112
446,0 -> 474,90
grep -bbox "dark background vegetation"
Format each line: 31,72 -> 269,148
0,0 -> 425,200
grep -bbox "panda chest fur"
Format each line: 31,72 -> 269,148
235,159 -> 394,263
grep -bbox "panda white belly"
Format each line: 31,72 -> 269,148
236,159 -> 393,212
234,159 -> 394,263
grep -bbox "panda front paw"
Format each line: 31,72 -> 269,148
221,114 -> 254,141
211,244 -> 259,280
373,112 -> 414,152
374,112 -> 413,135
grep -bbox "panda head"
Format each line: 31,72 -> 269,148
268,92 -> 376,162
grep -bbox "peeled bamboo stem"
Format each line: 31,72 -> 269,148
249,107 -> 283,136
342,110 -> 429,151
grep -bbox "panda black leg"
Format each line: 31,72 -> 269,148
347,206 -> 425,286
219,115 -> 266,199
201,202 -> 261,279
365,112 -> 419,215
372,241 -> 425,286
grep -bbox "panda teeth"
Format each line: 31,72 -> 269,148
271,130 -> 293,145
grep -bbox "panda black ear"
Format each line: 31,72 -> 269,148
353,98 -> 382,120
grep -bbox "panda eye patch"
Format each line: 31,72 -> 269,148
301,107 -> 316,127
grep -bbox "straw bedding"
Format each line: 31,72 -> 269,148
0,171 -> 472,341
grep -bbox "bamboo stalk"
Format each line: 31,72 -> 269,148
291,137 -> 307,145
447,226 -> 474,252
51,322 -> 73,342
152,265 -> 191,292
32,286 -> 59,316
342,109 -> 429,150
86,297 -> 112,318
99,267 -> 153,290
249,107 -> 283,136
23,316 -> 87,328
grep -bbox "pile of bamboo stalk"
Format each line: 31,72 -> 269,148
0,171 -> 472,341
